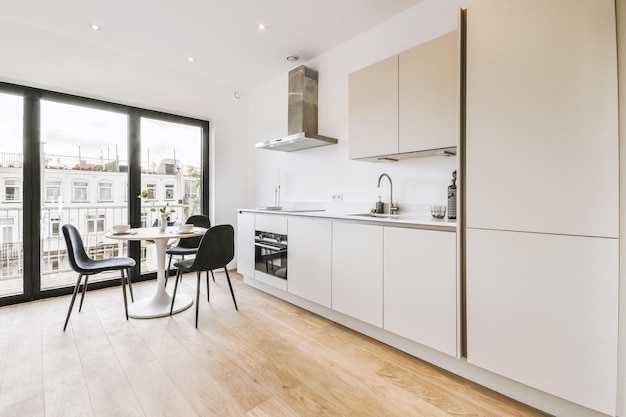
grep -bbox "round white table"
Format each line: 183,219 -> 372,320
106,226 -> 207,318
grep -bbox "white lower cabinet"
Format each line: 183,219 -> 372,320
466,228 -> 618,416
331,222 -> 383,327
383,227 -> 457,357
236,211 -> 255,278
288,217 -> 332,308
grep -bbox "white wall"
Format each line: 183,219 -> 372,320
247,0 -> 467,214
0,17 -> 249,232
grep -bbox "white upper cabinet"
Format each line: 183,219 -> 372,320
348,55 -> 399,160
465,0 -> 618,237
399,30 -> 458,153
349,30 -> 459,161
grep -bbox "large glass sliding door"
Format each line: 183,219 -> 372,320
40,99 -> 129,291
0,92 -> 24,298
0,82 -> 209,306
139,117 -> 202,273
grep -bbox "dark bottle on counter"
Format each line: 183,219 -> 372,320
447,170 -> 457,220
375,195 -> 384,214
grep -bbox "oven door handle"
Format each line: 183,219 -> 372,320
254,242 -> 284,251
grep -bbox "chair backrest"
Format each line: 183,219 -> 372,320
62,224 -> 92,274
188,224 -> 234,272
178,214 -> 211,249
186,214 -> 211,228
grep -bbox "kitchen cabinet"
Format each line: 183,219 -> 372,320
399,30 -> 458,153
465,0 -> 618,237
465,1 -> 619,414
348,55 -> 398,160
383,227 -> 457,357
466,228 -> 618,416
331,222 -> 383,327
287,217 -> 332,308
349,30 -> 458,161
236,211 -> 255,278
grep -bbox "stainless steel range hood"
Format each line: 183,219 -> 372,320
256,65 -> 338,152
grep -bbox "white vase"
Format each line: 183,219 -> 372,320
159,215 -> 168,232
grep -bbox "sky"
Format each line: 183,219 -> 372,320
0,92 -> 201,168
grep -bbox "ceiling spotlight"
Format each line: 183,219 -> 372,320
258,23 -> 268,32
286,55 -> 299,62
187,56 -> 195,63
233,91 -> 241,100
89,23 -> 102,31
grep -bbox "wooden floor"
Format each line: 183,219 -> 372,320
0,271 -> 550,417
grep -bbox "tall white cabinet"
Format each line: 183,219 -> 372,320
465,0 -> 619,415
466,0 -> 618,237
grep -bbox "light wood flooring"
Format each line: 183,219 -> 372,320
0,271 -> 550,417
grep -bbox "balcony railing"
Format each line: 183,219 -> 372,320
0,204 -> 189,297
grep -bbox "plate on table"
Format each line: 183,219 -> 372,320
110,230 -> 137,235
175,229 -> 196,234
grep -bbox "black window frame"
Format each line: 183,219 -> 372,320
0,81 -> 210,306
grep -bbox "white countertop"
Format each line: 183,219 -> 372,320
239,208 -> 456,231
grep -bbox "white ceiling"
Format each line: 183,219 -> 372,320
1,0 -> 424,91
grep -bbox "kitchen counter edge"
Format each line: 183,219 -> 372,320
238,209 -> 456,232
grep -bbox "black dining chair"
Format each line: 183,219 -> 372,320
62,224 -> 135,331
169,224 -> 238,328
165,214 -> 212,286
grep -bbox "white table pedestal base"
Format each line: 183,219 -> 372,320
128,292 -> 192,318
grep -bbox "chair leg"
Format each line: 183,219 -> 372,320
165,254 -> 173,286
170,269 -> 182,315
121,270 -> 129,320
63,274 -> 84,331
206,271 -> 210,302
211,270 -> 215,282
78,276 -> 90,312
195,271 -> 201,328
224,268 -> 238,311
126,268 -> 134,302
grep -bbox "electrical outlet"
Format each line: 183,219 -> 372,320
332,193 -> 343,202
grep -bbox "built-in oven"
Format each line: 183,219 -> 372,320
254,230 -> 287,280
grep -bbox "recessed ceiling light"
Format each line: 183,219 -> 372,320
89,23 -> 102,31
286,55 -> 299,62
187,56 -> 195,63
258,23 -> 268,32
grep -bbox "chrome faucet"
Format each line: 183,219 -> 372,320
377,173 -> 398,215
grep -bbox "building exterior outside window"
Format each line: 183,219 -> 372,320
165,184 -> 175,200
50,215 -> 60,237
98,180 -> 113,202
146,183 -> 156,200
86,214 -> 105,233
3,178 -> 21,202
0,218 -> 14,244
73,180 -> 89,202
46,179 -> 62,202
